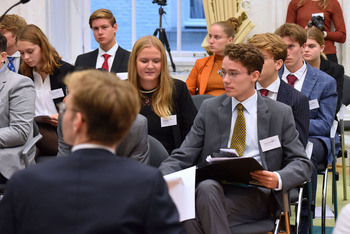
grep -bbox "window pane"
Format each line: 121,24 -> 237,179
190,0 -> 205,19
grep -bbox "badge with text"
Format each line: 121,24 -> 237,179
51,88 -> 65,99
161,115 -> 177,127
259,135 -> 281,152
309,99 -> 320,110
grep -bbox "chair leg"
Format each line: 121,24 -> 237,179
321,168 -> 328,234
332,160 -> 338,220
341,133 -> 347,200
295,186 -> 303,234
308,182 -> 313,234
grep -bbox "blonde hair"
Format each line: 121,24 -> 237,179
89,9 -> 116,28
16,24 -> 61,77
305,27 -> 327,59
212,17 -> 240,39
248,33 -> 287,61
298,0 -> 329,10
128,35 -> 174,117
65,70 -> 140,144
0,14 -> 27,35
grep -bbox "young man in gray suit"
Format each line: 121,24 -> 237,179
0,70 -> 183,234
159,43 -> 313,233
0,33 -> 35,183
74,9 -> 130,73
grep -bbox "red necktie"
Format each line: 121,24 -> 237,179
260,89 -> 269,97
287,74 -> 298,87
102,54 -> 111,71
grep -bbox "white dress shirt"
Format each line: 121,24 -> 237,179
96,42 -> 119,72
256,77 -> 281,101
72,143 -> 115,154
33,71 -> 57,116
281,61 -> 308,92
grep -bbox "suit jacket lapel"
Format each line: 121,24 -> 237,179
218,96 -> 232,148
257,95 -> 270,169
111,48 -> 123,72
276,80 -> 287,103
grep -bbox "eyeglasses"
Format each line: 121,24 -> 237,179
218,70 -> 247,80
58,102 -> 78,116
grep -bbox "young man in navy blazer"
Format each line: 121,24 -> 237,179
275,23 -> 338,233
74,9 -> 130,73
248,33 -> 310,148
0,70 -> 183,234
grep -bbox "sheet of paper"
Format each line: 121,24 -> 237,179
164,166 -> 196,222
116,72 -> 128,80
219,148 -> 238,155
206,155 -> 237,163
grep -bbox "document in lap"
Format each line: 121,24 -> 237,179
196,154 -> 264,186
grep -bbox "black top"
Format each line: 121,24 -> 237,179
320,56 -> 344,114
140,79 -> 197,153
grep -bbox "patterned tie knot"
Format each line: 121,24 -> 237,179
237,103 -> 244,111
8,57 -> 14,62
101,54 -> 111,71
287,74 -> 298,87
260,89 -> 269,97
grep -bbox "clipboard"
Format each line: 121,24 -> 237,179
196,157 -> 264,186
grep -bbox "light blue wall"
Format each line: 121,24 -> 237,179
90,0 -> 206,51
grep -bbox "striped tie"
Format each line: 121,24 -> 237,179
7,57 -> 16,72
230,103 -> 246,157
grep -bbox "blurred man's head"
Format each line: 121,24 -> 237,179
248,33 -> 287,87
0,33 -> 8,68
62,70 -> 140,147
0,14 -> 27,55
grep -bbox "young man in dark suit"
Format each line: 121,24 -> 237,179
74,9 -> 130,73
0,70 -> 183,234
0,14 -> 27,73
275,23 -> 338,233
248,33 -> 310,148
159,43 -> 313,234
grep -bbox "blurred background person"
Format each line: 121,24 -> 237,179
16,24 -> 74,156
186,17 -> 240,96
0,14 -> 27,73
286,0 -> 346,63
128,35 -> 197,153
304,27 -> 344,114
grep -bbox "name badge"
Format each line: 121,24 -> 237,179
259,135 -> 281,152
309,99 -> 319,110
161,115 -> 177,127
51,88 -> 65,99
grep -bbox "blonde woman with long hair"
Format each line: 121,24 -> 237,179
128,35 -> 197,153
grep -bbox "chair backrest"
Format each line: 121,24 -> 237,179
148,135 -> 169,168
191,94 -> 214,111
342,75 -> 350,106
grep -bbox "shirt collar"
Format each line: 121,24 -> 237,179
256,76 -> 280,93
282,60 -> 307,80
98,42 -> 119,58
72,143 -> 116,154
231,91 -> 257,115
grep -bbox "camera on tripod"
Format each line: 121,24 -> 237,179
152,0 -> 167,6
307,15 -> 325,31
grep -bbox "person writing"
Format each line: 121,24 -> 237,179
186,17 -> 240,96
16,24 -> 74,156
286,0 -> 346,63
128,35 -> 197,153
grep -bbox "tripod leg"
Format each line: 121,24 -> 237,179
158,29 -> 176,72
153,29 -> 159,37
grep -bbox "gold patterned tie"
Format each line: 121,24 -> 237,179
230,103 -> 246,157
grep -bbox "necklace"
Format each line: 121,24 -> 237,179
214,58 -> 221,76
140,87 -> 157,94
140,87 -> 157,106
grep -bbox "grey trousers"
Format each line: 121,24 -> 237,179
183,179 -> 272,234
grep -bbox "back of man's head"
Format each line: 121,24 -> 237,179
0,33 -> 7,53
0,14 -> 27,35
247,33 -> 287,62
89,9 -> 116,28
223,43 -> 264,74
275,23 -> 307,48
65,70 -> 140,145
